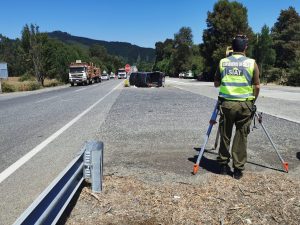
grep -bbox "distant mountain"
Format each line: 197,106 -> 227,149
47,31 -> 155,64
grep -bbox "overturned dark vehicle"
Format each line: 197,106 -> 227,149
129,71 -> 165,87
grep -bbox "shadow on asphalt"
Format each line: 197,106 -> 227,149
246,161 -> 286,173
188,148 -> 220,175
190,147 -> 286,174
297,152 -> 300,160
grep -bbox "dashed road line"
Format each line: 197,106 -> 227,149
74,88 -> 87,92
35,96 -> 58,103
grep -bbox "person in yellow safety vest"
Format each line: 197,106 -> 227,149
214,34 -> 260,179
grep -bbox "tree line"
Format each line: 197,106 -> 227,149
0,25 -> 133,85
153,0 -> 300,86
0,0 -> 299,86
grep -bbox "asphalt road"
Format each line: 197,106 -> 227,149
0,77 -> 299,224
0,80 -> 123,224
98,80 -> 300,186
167,78 -> 300,123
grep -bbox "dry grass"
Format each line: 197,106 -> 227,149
1,77 -> 62,92
66,173 -> 300,225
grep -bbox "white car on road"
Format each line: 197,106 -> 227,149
101,73 -> 110,80
110,72 -> 116,79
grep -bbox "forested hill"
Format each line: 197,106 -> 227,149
47,31 -> 155,64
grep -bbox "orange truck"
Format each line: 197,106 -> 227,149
69,60 -> 101,86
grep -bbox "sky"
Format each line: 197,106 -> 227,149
0,0 -> 299,48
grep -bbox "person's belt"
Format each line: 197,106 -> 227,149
218,97 -> 253,102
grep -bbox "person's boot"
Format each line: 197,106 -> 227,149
233,168 -> 243,180
219,164 -> 231,175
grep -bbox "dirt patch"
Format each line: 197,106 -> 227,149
66,173 -> 300,225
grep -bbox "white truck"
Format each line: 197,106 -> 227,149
117,68 -> 127,79
69,60 -> 101,86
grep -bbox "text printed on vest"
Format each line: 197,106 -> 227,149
222,61 -> 250,68
226,68 -> 242,76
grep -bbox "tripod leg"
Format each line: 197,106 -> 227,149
193,102 -> 219,174
255,112 -> 288,172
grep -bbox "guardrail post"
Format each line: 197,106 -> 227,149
83,141 -> 103,193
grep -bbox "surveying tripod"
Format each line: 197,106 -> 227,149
192,101 -> 289,175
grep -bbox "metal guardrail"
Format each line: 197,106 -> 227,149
13,141 -> 103,225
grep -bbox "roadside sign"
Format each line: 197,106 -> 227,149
0,62 -> 8,94
125,64 -> 131,73
0,62 -> 8,79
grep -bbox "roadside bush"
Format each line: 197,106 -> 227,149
28,82 -> 42,90
2,82 -> 16,92
44,79 -> 62,87
265,67 -> 282,83
286,69 -> 300,86
18,72 -> 35,82
18,82 -> 42,91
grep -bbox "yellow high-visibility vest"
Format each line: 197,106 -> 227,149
219,54 -> 255,101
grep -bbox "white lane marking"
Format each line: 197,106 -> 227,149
0,82 -> 123,184
74,87 -> 87,92
174,85 -> 185,91
73,83 -> 103,92
35,96 -> 58,103
167,80 -> 213,86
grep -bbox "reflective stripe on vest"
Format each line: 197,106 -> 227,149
219,55 -> 255,101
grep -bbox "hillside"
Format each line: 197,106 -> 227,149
47,31 -> 155,64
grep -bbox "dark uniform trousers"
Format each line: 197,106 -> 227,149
217,100 -> 253,170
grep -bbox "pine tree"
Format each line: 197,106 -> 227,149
272,7 -> 300,85
253,25 -> 276,82
202,0 -> 253,80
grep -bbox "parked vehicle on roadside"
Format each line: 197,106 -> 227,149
69,60 -> 101,86
129,72 -> 138,86
179,72 -> 185,79
185,70 -> 194,79
133,71 -> 165,88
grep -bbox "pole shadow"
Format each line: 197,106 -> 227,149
297,152 -> 300,160
190,147 -> 287,173
193,147 -> 218,155
245,161 -> 285,173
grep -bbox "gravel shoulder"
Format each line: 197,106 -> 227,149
66,85 -> 300,225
